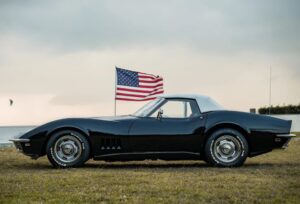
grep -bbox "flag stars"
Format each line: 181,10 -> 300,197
117,68 -> 139,87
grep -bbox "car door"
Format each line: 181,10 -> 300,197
128,98 -> 206,153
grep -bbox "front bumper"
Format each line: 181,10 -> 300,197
9,138 -> 31,153
9,138 -> 41,159
10,138 -> 30,143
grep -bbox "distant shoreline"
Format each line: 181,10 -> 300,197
0,143 -> 13,147
0,126 -> 37,145
0,125 -> 37,128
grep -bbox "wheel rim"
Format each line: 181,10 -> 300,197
54,135 -> 82,163
213,135 -> 242,163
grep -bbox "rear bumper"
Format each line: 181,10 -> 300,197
275,133 -> 295,149
276,134 -> 296,137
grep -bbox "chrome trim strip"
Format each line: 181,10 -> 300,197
9,138 -> 30,142
95,151 -> 201,158
276,134 -> 296,137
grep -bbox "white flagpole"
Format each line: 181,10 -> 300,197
114,66 -> 117,116
269,65 -> 272,114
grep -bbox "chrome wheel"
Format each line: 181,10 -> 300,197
54,135 -> 82,163
213,135 -> 242,163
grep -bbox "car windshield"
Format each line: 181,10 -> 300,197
133,98 -> 164,117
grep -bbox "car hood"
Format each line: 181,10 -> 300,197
20,115 -> 137,139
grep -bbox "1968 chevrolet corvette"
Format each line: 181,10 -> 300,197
10,94 -> 294,168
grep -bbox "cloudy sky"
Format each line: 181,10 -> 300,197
1,0 -> 299,125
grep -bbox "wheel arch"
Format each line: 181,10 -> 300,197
41,126 -> 92,156
203,122 -> 251,153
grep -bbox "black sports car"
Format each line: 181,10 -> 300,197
10,94 -> 295,168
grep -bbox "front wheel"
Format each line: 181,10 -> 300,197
205,128 -> 248,167
46,130 -> 90,168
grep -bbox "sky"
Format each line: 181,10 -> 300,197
0,0 -> 300,125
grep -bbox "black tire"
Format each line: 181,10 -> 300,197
205,128 -> 248,167
46,130 -> 90,168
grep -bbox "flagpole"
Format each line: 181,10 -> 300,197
269,65 -> 272,115
114,66 -> 117,116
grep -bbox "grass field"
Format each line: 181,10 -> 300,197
0,135 -> 300,203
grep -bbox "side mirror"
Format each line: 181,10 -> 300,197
157,109 -> 164,120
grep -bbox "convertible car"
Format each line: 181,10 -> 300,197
10,94 -> 294,168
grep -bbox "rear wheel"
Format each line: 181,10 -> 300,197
205,128 -> 248,167
46,130 -> 90,168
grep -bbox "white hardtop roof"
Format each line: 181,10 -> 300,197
159,94 -> 225,113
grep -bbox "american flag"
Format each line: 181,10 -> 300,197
116,67 -> 164,101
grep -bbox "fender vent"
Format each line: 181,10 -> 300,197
100,137 -> 122,151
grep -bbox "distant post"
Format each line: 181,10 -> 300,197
250,108 -> 256,114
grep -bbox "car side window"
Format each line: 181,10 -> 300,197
150,99 -> 200,118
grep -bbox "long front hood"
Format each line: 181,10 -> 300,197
18,115 -> 137,141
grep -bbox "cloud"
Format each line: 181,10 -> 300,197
1,0 -> 299,53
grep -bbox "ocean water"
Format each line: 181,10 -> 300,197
0,126 -> 36,144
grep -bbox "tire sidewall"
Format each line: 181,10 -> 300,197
205,128 -> 248,167
46,130 -> 90,168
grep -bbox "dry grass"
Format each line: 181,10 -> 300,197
0,136 -> 300,204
